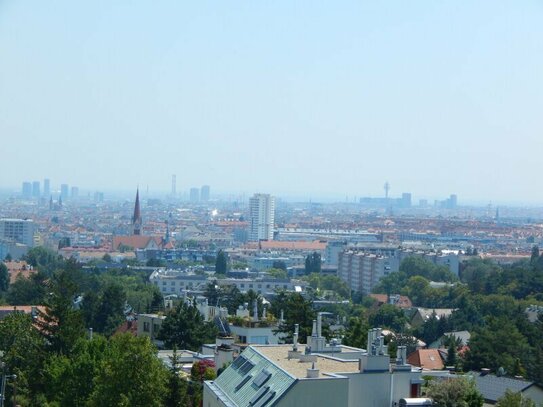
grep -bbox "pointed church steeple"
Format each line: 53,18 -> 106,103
133,188 -> 142,235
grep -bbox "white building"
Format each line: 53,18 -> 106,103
338,249 -> 459,294
248,194 -> 275,242
204,326 -> 428,407
0,218 -> 36,247
149,269 -> 308,297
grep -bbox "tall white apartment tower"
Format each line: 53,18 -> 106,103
248,193 -> 275,241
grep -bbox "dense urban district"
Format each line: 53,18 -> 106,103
0,182 -> 543,406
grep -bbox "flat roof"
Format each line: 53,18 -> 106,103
253,344 -> 361,379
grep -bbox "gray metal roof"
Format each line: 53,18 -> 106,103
468,372 -> 535,402
208,346 -> 296,406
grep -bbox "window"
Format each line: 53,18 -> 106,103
239,359 -> 255,376
143,322 -> 150,332
231,356 -> 247,370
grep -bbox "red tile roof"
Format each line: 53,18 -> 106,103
407,349 -> 445,370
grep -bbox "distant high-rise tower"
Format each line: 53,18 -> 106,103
22,182 -> 32,199
201,185 -> 210,202
189,187 -> 200,203
71,186 -> 79,199
32,181 -> 40,198
133,189 -> 142,235
384,181 -> 390,199
171,174 -> 177,196
43,178 -> 50,197
248,193 -> 275,242
61,184 -> 69,201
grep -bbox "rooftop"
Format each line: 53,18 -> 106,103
253,344 -> 361,379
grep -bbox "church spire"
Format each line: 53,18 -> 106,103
133,188 -> 142,235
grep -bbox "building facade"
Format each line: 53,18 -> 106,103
0,219 -> 36,247
248,193 -> 275,242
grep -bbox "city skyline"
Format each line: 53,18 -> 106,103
1,2 -> 543,203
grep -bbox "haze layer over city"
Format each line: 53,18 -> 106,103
1,2 -> 543,407
1,1 -> 543,204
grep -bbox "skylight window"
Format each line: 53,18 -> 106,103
231,356 -> 247,370
253,370 -> 272,388
238,359 -> 255,376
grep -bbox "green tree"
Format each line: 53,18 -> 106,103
267,268 -> 288,279
343,310 -> 370,348
463,317 -> 531,375
102,253 -> 112,262
272,292 -> 316,343
23,246 -> 62,273
530,246 -> 540,265
304,252 -> 322,274
0,312 -> 47,405
215,250 -> 228,275
44,335 -> 108,406
93,282 -> 127,335
368,304 -> 407,332
6,272 -> 47,305
446,340 -> 457,368
164,347 -> 189,407
0,261 -> 9,292
426,376 -> 484,407
272,260 -> 287,271
88,334 -> 168,407
37,269 -> 86,355
496,389 -> 536,407
158,301 -> 218,350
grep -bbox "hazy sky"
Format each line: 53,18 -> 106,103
1,1 -> 542,203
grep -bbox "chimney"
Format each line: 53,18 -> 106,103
311,320 -> 317,337
293,324 -> 299,352
262,305 -> 267,319
280,309 -> 284,323
317,313 -> 322,338
306,362 -> 319,378
252,301 -> 259,322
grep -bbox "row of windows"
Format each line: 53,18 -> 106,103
156,280 -> 289,290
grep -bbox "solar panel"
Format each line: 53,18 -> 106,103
231,356 -> 247,370
254,390 -> 276,407
248,386 -> 269,406
252,370 -> 272,388
234,375 -> 252,392
238,360 -> 255,376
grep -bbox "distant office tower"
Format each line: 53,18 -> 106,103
43,178 -> 50,197
248,193 -> 275,241
171,175 -> 177,196
401,193 -> 412,208
190,187 -> 200,203
449,194 -> 458,209
93,192 -> 104,202
71,186 -> 79,199
61,184 -> 69,200
32,181 -> 40,198
22,182 -> 32,199
0,218 -> 36,247
201,185 -> 210,202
